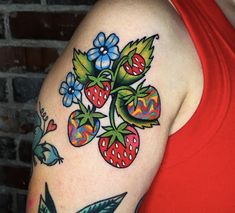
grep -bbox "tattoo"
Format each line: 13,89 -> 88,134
33,102 -> 63,166
77,192 -> 127,213
38,183 -> 57,213
59,32 -> 161,169
135,194 -> 145,213
38,182 -> 127,213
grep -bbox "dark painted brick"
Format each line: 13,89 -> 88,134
47,0 -> 97,5
12,77 -> 44,103
0,166 -> 30,189
10,12 -> 86,40
17,193 -> 27,213
0,14 -> 4,38
19,140 -> 32,163
0,47 -> 59,73
0,0 -> 9,3
0,108 -> 36,134
0,193 -> 13,213
0,137 -> 16,160
12,0 -> 40,3
0,0 -> 39,3
0,78 -> 7,102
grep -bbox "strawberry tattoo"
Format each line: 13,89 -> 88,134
98,123 -> 140,168
124,53 -> 145,76
68,101 -> 106,147
85,75 -> 111,108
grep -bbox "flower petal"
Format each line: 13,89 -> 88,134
87,48 -> 100,61
59,82 -> 69,95
107,46 -> 120,60
105,33 -> 119,48
95,54 -> 111,70
74,80 -> 83,91
63,93 -> 73,107
93,32 -> 106,47
66,72 -> 75,86
72,91 -> 82,103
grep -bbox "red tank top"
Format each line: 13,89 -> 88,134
139,0 -> 235,212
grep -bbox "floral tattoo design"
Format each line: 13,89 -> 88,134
59,32 -> 161,169
38,182 -> 127,213
33,103 -> 63,167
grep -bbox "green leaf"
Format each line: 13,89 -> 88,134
121,130 -> 132,135
38,195 -> 51,213
100,131 -> 114,138
73,49 -> 95,85
38,183 -> 57,213
34,112 -> 41,128
115,90 -> 160,129
91,112 -> 106,119
33,126 -> 43,149
78,101 -> 88,114
103,126 -> 114,131
34,144 -> 46,162
116,132 -> 125,145
77,192 -> 127,213
80,117 -> 88,126
89,117 -> 95,127
45,183 -> 57,213
109,135 -> 116,147
114,35 -> 157,86
118,122 -> 127,131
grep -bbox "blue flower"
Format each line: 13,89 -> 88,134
87,32 -> 120,70
59,72 -> 83,107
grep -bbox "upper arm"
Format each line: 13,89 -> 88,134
27,1 -> 189,212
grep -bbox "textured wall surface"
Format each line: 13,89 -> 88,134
0,0 -> 96,212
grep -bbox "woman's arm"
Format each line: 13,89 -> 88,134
27,0 -> 191,212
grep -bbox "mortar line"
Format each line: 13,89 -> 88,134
0,38 -> 67,48
0,4 -> 91,12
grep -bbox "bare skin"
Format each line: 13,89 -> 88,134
27,0 -> 233,212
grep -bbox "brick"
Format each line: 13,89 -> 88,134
0,137 -> 16,160
10,12 -> 86,41
47,0 -> 97,5
0,47 -> 59,73
12,77 -> 44,103
19,140 -> 32,163
12,0 -> 40,3
0,193 -> 13,213
0,0 -> 9,4
0,107 -> 35,134
0,78 -> 7,102
0,0 -> 39,3
0,14 -> 4,38
17,193 -> 27,213
0,166 -> 30,189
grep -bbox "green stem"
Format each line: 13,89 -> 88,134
113,56 -> 128,85
98,69 -> 114,79
111,85 -> 136,95
109,96 -> 117,129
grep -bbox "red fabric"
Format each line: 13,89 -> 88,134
140,0 -> 235,212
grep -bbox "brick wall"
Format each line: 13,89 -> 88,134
0,1 -> 96,212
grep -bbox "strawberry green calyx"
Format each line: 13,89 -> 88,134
123,80 -> 149,108
74,101 -> 106,126
87,75 -> 110,89
100,123 -> 132,148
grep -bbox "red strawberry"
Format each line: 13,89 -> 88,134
85,76 -> 111,108
98,124 -> 140,168
123,53 -> 145,76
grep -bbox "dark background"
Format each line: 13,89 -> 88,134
0,0 -> 96,212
